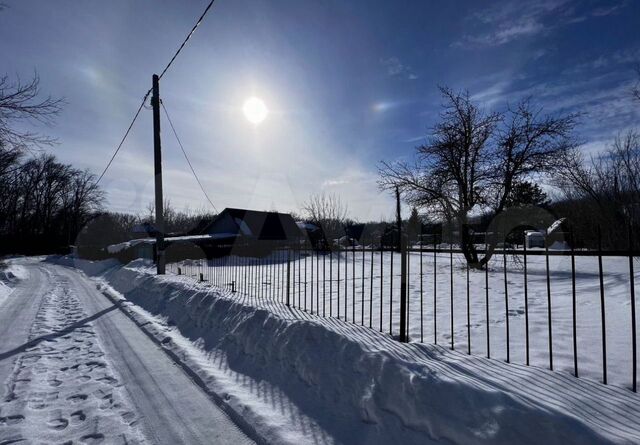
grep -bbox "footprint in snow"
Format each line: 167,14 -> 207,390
79,433 -> 105,444
0,414 -> 25,425
46,417 -> 69,430
67,394 -> 88,403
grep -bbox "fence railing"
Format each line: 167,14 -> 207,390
167,241 -> 638,392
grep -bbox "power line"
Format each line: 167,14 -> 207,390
161,99 -> 218,213
95,89 -> 151,186
158,0 -> 216,80
95,0 -> 217,185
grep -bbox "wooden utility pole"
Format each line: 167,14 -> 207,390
152,74 -> 166,274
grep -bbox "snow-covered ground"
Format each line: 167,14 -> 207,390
0,267 -> 148,444
0,259 -> 255,445
172,250 -> 639,388
50,255 -> 640,444
0,262 -> 28,306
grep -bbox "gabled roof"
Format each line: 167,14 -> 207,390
203,208 -> 302,241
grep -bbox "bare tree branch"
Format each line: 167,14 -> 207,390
0,73 -> 65,152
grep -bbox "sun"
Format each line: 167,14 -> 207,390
242,97 -> 268,124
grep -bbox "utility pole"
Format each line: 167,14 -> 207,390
152,74 -> 166,274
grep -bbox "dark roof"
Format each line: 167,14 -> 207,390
203,208 -> 302,241
187,217 -> 216,236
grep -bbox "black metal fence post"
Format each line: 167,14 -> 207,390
322,251 -> 326,316
450,245 -> 454,350
545,241 -> 553,371
571,231 -> 578,377
598,226 -> 607,384
362,245 -> 366,326
380,246 -> 384,332
389,249 -> 393,335
407,245 -> 411,336
399,237 -> 408,342
352,243 -> 356,323
369,248 -> 374,329
420,245 -> 424,343
330,250 -> 333,317
466,261 -> 470,354
434,240 -> 438,344
345,247 -> 348,321
485,249 -> 490,359
523,241 -> 529,366
629,224 -> 637,393
286,249 -> 291,307
504,250 -> 510,363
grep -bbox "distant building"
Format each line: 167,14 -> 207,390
131,222 -> 160,238
525,230 -> 545,249
193,207 -> 303,257
107,208 -> 303,262
201,208 -> 301,242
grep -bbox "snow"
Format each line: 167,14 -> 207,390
0,262 -> 148,444
0,263 -> 28,305
0,258 -> 255,445
107,238 -> 152,253
172,250 -> 639,388
106,234 -> 238,253
546,218 -> 566,234
53,255 -> 640,444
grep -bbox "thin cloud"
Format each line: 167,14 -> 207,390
380,57 -> 419,80
454,0 -> 628,49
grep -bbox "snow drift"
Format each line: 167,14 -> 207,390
0,262 -> 28,305
52,256 -> 640,445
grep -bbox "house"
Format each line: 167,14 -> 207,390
106,208 -> 303,262
197,208 -> 303,256
131,222 -> 160,238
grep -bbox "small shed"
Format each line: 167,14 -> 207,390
525,230 -> 545,248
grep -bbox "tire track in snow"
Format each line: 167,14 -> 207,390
0,274 -> 147,444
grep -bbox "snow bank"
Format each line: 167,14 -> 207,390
0,263 -> 28,305
50,254 -> 121,275
54,256 -> 640,445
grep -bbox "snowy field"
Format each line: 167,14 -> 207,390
172,249 -> 639,389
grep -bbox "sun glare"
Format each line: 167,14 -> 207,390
242,97 -> 268,124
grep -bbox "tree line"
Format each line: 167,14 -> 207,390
0,75 -> 103,254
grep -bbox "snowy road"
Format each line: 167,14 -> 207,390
0,261 -> 256,444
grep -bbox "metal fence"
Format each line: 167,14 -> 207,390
167,235 -> 638,393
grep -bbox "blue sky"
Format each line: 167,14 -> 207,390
1,0 -> 639,220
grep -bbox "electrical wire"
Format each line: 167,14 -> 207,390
95,0 -> 217,185
158,0 -> 216,80
161,99 -> 218,213
95,89 -> 151,186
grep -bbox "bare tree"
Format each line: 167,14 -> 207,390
302,192 -> 348,244
556,129 -> 640,246
0,73 -> 64,153
379,87 -> 577,268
